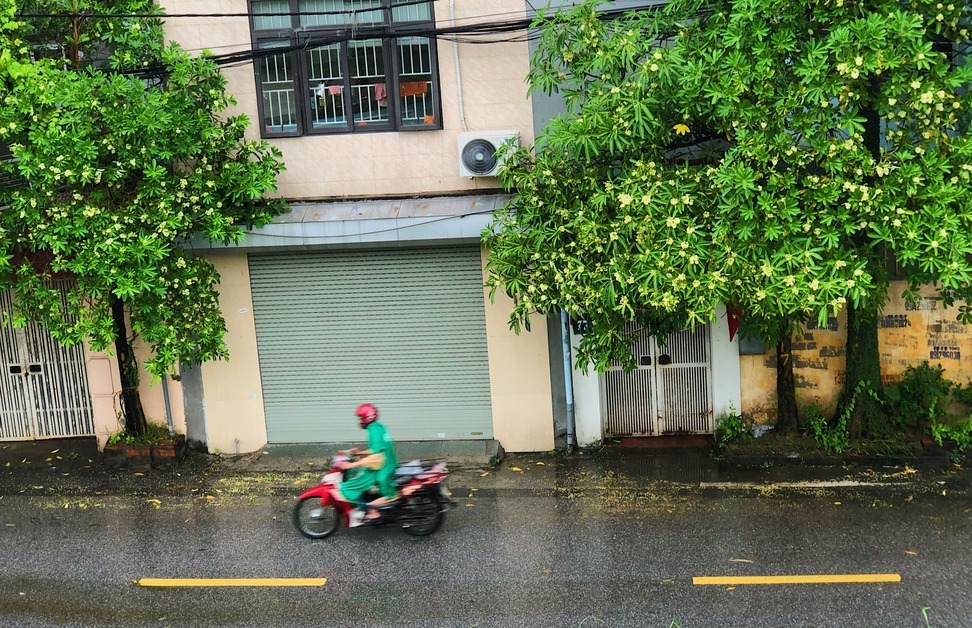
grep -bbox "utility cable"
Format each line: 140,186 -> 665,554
240,207 -> 500,240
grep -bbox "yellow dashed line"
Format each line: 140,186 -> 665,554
694,574 -> 901,585
138,578 -> 327,587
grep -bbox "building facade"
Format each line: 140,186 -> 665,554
141,0 -> 555,455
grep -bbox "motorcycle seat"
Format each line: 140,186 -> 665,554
394,460 -> 438,484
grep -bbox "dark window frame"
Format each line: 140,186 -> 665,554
249,0 -> 442,138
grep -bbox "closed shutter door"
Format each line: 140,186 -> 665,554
249,247 -> 493,443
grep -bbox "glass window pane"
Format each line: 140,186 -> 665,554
396,37 -> 434,127
349,39 -> 388,126
299,0 -> 383,27
258,42 -> 299,133
306,44 -> 347,129
392,0 -> 431,22
253,0 -> 292,30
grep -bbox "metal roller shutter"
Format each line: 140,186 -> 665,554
248,247 -> 493,443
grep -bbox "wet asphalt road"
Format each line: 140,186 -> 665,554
0,475 -> 970,628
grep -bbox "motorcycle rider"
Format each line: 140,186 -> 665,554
333,403 -> 399,526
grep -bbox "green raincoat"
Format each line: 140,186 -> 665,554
339,420 -> 399,504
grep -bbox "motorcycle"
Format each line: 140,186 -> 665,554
292,451 -> 457,539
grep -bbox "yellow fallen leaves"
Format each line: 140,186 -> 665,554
510,467 -> 523,472
906,550 -> 918,556
465,503 -> 474,507
480,472 -> 490,477
146,499 -> 162,506
535,462 -> 545,466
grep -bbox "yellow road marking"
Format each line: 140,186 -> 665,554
694,574 -> 900,585
138,578 -> 327,587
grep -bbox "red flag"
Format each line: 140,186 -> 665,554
726,303 -> 743,342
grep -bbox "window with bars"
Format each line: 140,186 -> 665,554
250,0 -> 440,137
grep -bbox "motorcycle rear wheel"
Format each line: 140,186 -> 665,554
293,497 -> 340,539
401,493 -> 444,537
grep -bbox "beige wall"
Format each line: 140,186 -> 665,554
86,332 -> 187,449
196,253 -> 269,454
741,281 -> 972,423
133,339 -> 187,436
481,247 -> 556,452
160,0 -> 535,200
85,343 -> 123,448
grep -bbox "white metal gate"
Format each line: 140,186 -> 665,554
603,324 -> 713,436
0,284 -> 94,440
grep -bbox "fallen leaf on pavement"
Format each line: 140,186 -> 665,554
205,495 -> 215,500
465,504 -> 474,507
543,569 -> 551,574
906,551 -> 918,556
134,473 -> 144,477
510,467 -> 523,472
726,586 -> 736,591
146,499 -> 162,505
833,501 -> 841,505
729,558 -> 753,563
49,449 -> 59,454
4,524 -> 14,527
480,472 -> 489,477
535,462 -> 545,466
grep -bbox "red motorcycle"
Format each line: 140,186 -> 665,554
292,452 -> 456,539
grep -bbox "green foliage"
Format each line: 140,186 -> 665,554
0,0 -> 286,377
805,392 -> 867,454
484,0 -> 972,372
931,420 -> 972,462
106,421 -> 173,447
884,362 -> 953,434
714,412 -> 753,448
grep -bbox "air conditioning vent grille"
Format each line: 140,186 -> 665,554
460,139 -> 498,176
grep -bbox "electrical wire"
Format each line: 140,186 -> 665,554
17,2 -> 667,79
16,0 -> 434,19
241,207 -> 499,240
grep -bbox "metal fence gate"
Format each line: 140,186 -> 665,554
603,324 -> 713,436
0,284 -> 94,440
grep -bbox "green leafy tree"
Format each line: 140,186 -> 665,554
0,0 -> 286,434
485,0 -> 972,437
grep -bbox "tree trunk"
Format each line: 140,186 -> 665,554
111,297 -> 147,436
835,301 -> 884,439
775,332 -> 799,435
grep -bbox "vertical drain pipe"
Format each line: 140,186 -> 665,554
161,375 -> 175,437
450,0 -> 469,133
561,310 -> 576,452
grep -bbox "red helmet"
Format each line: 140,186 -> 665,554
355,403 -> 378,428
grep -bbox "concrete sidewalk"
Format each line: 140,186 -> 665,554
2,437 -> 972,501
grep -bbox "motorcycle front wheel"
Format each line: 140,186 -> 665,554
293,497 -> 340,539
401,493 -> 444,537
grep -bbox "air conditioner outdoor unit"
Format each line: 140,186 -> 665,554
458,130 -> 519,177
